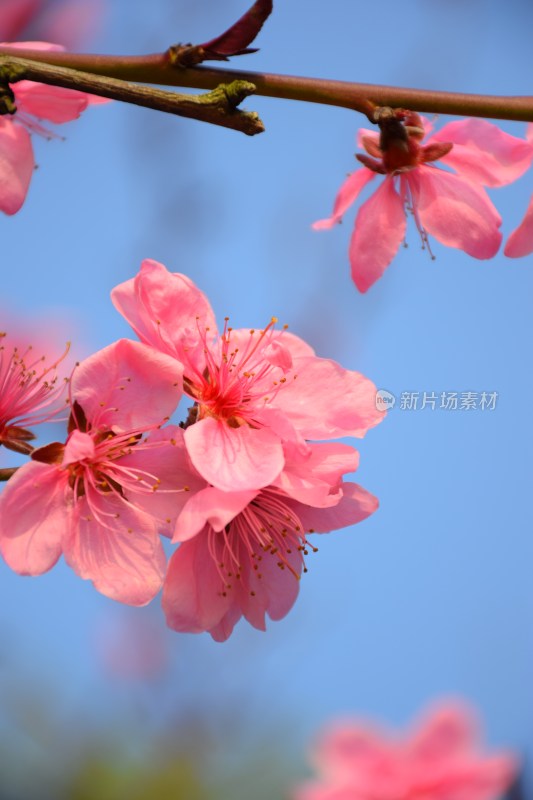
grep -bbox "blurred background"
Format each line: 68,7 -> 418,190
1,0 -> 533,797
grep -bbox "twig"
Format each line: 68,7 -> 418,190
0,55 -> 264,136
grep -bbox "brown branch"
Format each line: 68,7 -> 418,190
0,54 -> 264,136
0,467 -> 17,481
0,46 -> 532,122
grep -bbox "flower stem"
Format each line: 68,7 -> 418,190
0,54 -> 264,136
1,46 -> 533,122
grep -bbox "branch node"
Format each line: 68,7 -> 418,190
167,43 -> 210,69
0,61 -> 25,115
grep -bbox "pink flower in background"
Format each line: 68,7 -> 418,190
0,0 -> 104,49
0,339 -> 184,605
112,260 -> 384,492
0,329 -> 68,454
294,702 -> 517,800
162,429 -> 378,641
0,0 -> 42,41
505,124 -> 533,258
313,111 -> 533,292
0,41 -> 108,215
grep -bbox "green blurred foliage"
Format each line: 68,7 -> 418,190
68,758 -> 207,800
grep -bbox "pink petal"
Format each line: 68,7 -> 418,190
273,356 -> 384,439
173,485 -> 257,542
64,492 -> 165,605
222,327 -> 315,363
119,426 -> 205,534
0,461 -> 69,574
237,541 -> 302,630
311,722 -> 390,780
62,429 -> 95,465
162,533 -> 232,634
273,442 -> 359,507
411,167 -> 502,258
357,127 -> 380,152
430,118 -> 533,187
0,118 -> 34,215
208,605 -> 243,642
408,704 -> 477,761
349,176 -> 406,292
0,40 -> 65,52
253,405 -> 305,447
290,482 -> 379,533
38,0 -> 105,51
111,259 -> 217,364
313,169 -> 376,229
527,124 -> 533,143
71,339 -> 183,432
15,82 -> 92,123
280,330 -> 316,358
0,2 -> 43,41
184,417 -> 284,491
504,192 -> 533,257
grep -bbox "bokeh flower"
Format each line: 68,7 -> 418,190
0,329 -> 68,454
294,702 -> 517,800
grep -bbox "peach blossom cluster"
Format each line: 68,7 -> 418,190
0,261 -> 384,640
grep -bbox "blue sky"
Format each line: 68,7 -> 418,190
1,1 -> 533,796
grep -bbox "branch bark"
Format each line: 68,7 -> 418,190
1,46 -> 532,122
0,54 -> 264,136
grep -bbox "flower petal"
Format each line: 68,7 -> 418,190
0,461 -> 69,574
289,482 -> 379,533
408,704 -> 477,761
237,541 -> 302,630
412,167 -> 502,258
504,192 -> 533,257
430,118 -> 533,187
273,442 -> 360,507
15,81 -> 92,123
349,176 -> 406,292
173,485 -> 258,542
120,426 -> 205,534
313,169 -> 376,229
111,259 -> 217,365
273,357 -> 384,439
162,533 -> 232,634
64,491 -> 165,605
0,118 -> 34,215
72,339 -> 183,432
62,429 -> 95,465
184,417 -> 284,491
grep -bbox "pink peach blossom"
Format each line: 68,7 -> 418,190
314,112 -> 533,292
162,429 -> 378,641
112,260 -> 384,492
0,41 -> 108,215
0,339 -> 184,605
294,702 -> 517,800
0,329 -> 68,454
504,123 -> 533,258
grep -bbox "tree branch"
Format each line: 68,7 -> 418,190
0,54 -> 264,136
0,467 -> 17,481
1,46 -> 532,122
